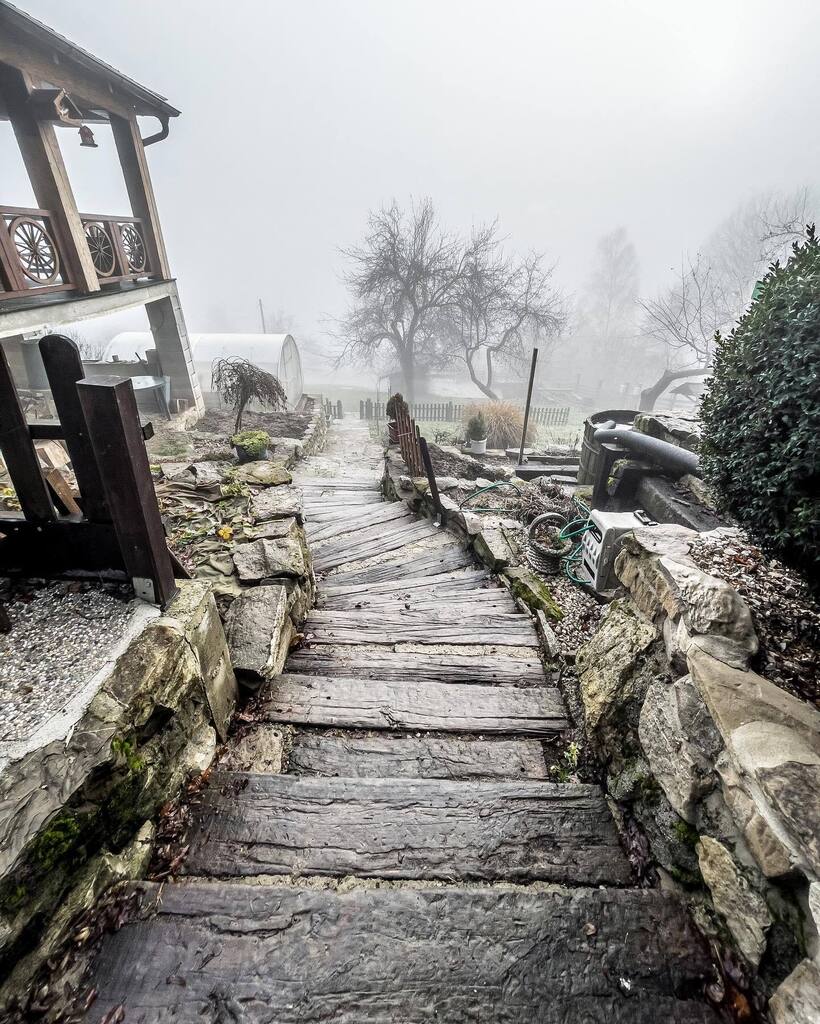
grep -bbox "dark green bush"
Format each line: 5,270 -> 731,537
699,225 -> 819,585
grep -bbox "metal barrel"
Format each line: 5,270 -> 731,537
577,409 -> 639,485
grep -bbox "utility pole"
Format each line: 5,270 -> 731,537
258,299 -> 267,334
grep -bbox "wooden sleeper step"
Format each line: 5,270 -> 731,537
90,881 -> 720,1023
288,731 -> 552,780
182,773 -> 632,885
261,674 -> 566,733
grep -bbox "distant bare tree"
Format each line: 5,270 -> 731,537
638,255 -> 726,410
336,199 -> 491,401
444,231 -> 564,400
583,227 -> 639,355
62,326 -> 104,361
637,188 -> 814,411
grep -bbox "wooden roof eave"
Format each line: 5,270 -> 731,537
0,1 -> 180,123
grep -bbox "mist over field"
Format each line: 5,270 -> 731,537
3,0 -> 818,401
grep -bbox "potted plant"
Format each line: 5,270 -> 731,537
466,412 -> 488,455
231,429 -> 272,463
385,392 -> 403,444
527,512 -> 573,575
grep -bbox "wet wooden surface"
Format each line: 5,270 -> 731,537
288,731 -> 552,779
183,774 -> 633,884
90,882 -> 719,1024
260,674 -> 566,732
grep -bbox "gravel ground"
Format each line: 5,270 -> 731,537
690,533 -> 819,708
546,575 -> 604,655
0,580 -> 137,743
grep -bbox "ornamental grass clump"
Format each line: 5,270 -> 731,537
699,224 -> 820,587
463,400 -> 536,449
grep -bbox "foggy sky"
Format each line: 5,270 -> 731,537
4,0 -> 820,367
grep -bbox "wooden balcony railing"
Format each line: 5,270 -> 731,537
0,205 -> 155,300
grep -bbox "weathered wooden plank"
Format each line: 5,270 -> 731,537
304,494 -> 384,508
319,596 -> 519,615
320,568 -> 489,597
305,618 -> 538,647
308,607 -> 528,628
313,521 -> 440,572
325,548 -> 477,585
312,515 -> 428,553
183,774 -> 631,884
90,882 -> 720,1024
289,732 -> 550,780
319,590 -> 516,611
284,650 -> 546,686
306,503 -> 412,543
297,478 -> 381,490
261,675 -> 564,732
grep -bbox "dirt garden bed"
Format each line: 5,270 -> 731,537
690,531 -> 819,708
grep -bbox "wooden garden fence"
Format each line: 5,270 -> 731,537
359,399 -> 570,427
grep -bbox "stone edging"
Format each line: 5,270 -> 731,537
577,522 -> 819,1017
382,445 -> 563,635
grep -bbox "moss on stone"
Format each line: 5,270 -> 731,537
503,566 -> 563,621
673,819 -> 700,850
28,810 -> 89,875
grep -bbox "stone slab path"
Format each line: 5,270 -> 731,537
86,418 -> 719,1022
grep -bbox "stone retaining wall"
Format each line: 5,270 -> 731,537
0,581 -> 237,1002
576,524 -> 819,1020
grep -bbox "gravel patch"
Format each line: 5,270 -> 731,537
0,580 -> 138,743
547,576 -> 604,655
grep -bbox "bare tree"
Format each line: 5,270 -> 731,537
706,188 -> 815,312
336,198 -> 489,401
444,230 -> 564,400
583,227 -> 639,355
62,326 -> 104,361
637,188 -> 815,411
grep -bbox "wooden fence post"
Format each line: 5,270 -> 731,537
77,376 -> 177,608
336,400 -> 343,420
419,434 -> 442,523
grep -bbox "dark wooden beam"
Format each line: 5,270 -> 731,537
77,375 -> 176,607
0,344 -> 55,522
0,64 -> 99,293
110,114 -> 171,279
0,516 -> 124,575
39,334 -> 109,520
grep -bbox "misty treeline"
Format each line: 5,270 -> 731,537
337,189 -> 814,410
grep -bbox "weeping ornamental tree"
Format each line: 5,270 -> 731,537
211,357 -> 287,433
699,225 -> 820,585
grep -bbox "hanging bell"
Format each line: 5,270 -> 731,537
79,125 -> 98,148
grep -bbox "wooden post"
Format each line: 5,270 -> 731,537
419,435 -> 442,524
336,399 -> 343,420
109,113 -> 171,279
518,347 -> 539,467
0,65 -> 99,293
0,345 -> 55,522
77,376 -> 177,607
39,334 -> 108,520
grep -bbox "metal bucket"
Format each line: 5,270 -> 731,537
577,409 -> 639,485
